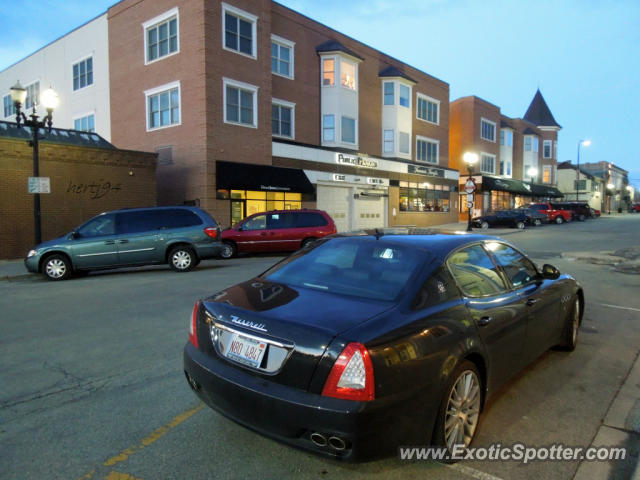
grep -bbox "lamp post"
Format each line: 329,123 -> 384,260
10,81 -> 59,245
576,139 -> 591,201
607,183 -> 615,215
463,152 -> 479,232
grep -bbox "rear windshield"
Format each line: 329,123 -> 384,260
263,237 -> 425,301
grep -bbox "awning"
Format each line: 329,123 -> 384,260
216,161 -> 315,193
481,175 -> 534,195
529,184 -> 564,197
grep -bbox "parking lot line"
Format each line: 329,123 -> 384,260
599,304 -> 640,313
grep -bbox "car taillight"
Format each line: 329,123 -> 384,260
322,342 -> 374,401
204,227 -> 218,239
189,301 -> 200,348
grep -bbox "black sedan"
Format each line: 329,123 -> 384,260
184,232 -> 583,460
472,210 -> 528,229
516,207 -> 549,226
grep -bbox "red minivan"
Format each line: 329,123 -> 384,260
219,209 -> 337,258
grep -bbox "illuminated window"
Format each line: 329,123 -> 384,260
322,58 -> 335,86
341,60 -> 356,90
543,166 -> 552,184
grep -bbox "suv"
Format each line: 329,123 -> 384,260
551,202 -> 592,221
220,209 -> 337,258
524,203 -> 572,224
25,206 -> 223,280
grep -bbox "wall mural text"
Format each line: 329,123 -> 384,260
67,180 -> 122,199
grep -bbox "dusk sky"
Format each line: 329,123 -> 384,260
1,0 -> 638,188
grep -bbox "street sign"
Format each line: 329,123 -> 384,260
467,202 -> 473,209
464,179 -> 476,194
466,193 -> 474,203
28,177 -> 51,194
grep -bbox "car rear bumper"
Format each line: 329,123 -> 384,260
183,343 -> 436,461
194,242 -> 226,259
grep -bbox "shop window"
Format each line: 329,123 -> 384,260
399,184 -> 451,212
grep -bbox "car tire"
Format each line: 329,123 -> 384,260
169,246 -> 197,272
555,216 -> 564,224
432,360 -> 482,455
480,221 -> 489,230
516,221 -> 525,229
534,219 -> 542,227
219,242 -> 236,259
43,254 -> 72,281
301,237 -> 317,248
558,296 -> 580,351
578,214 -> 585,221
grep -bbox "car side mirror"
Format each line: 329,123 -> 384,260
541,264 -> 560,280
70,231 -> 80,240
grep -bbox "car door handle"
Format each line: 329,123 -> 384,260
116,239 -> 129,244
526,298 -> 539,306
104,240 -> 115,245
477,316 -> 493,327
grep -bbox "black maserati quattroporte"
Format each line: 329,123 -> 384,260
184,231 -> 583,460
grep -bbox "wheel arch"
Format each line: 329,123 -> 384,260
576,288 -> 585,325
462,352 -> 488,410
39,251 -> 74,273
165,241 -> 197,263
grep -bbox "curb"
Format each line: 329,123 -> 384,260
0,273 -> 35,282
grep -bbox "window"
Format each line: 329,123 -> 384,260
554,141 -> 558,159
341,60 -> 356,90
341,116 -> 356,144
323,115 -> 335,142
533,137 -> 539,153
146,82 -> 180,130
524,136 -> 532,151
411,266 -> 458,310
224,78 -> 258,128
399,132 -> 410,154
499,160 -> 512,177
295,212 -> 328,228
417,94 -> 439,124
271,35 -> 294,78
383,129 -> 394,153
447,244 -> 508,297
574,179 -> 587,190
3,95 -> 15,118
399,84 -> 410,108
481,118 -> 496,142
383,82 -> 394,105
481,153 -> 496,174
72,57 -> 93,90
322,58 -> 335,86
74,114 -> 95,132
543,140 -> 551,158
399,182 -> 451,212
272,100 -> 294,138
416,137 -> 438,164
144,9 -> 179,63
25,82 -> 39,110
223,3 -> 257,57
486,242 -> 538,288
500,129 -> 512,146
243,214 -> 267,231
543,166 -> 552,184
77,214 -> 116,238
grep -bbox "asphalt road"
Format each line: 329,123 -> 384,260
1,215 -> 639,480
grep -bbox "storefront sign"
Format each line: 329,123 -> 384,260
260,185 -> 291,191
336,153 -> 378,169
367,177 -> 385,185
333,174 -> 346,182
407,165 -> 445,178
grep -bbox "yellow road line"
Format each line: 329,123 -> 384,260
103,403 -> 205,467
105,472 -> 144,480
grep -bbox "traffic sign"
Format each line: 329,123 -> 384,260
28,177 -> 51,194
466,193 -> 474,202
467,202 -> 473,209
464,179 -> 476,194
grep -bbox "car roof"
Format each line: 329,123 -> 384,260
98,205 -> 201,215
328,229 -> 504,261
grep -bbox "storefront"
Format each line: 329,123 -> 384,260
216,161 -> 315,226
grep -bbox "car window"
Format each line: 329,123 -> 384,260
243,215 -> 267,231
160,209 -> 202,228
486,242 -> 539,288
118,211 -> 163,234
411,265 -> 459,310
77,214 -> 116,237
267,213 -> 296,229
447,244 -> 508,297
295,212 -> 328,228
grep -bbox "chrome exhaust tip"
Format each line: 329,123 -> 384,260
310,432 -> 327,447
328,436 -> 346,451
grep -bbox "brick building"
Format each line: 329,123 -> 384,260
0,122 -> 156,259
449,89 -> 563,218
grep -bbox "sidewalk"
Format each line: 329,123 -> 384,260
0,259 -> 32,281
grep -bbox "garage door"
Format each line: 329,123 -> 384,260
355,194 -> 385,230
317,185 -> 351,232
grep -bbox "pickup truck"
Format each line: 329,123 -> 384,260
523,203 -> 572,224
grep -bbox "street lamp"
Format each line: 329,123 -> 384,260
527,167 -> 538,184
607,183 -> 615,215
10,81 -> 59,245
463,152 -> 479,232
576,139 -> 591,201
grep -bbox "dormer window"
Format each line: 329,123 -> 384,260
341,60 -> 356,89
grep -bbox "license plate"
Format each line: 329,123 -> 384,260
224,333 -> 267,368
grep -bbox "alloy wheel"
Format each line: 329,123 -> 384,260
444,370 -> 481,451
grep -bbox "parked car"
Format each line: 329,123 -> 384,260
516,207 -> 549,226
25,206 -> 223,280
590,208 -> 601,217
630,204 -> 640,213
523,202 -> 572,224
551,202 -> 591,221
220,209 -> 337,258
472,210 -> 528,229
184,231 -> 583,460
